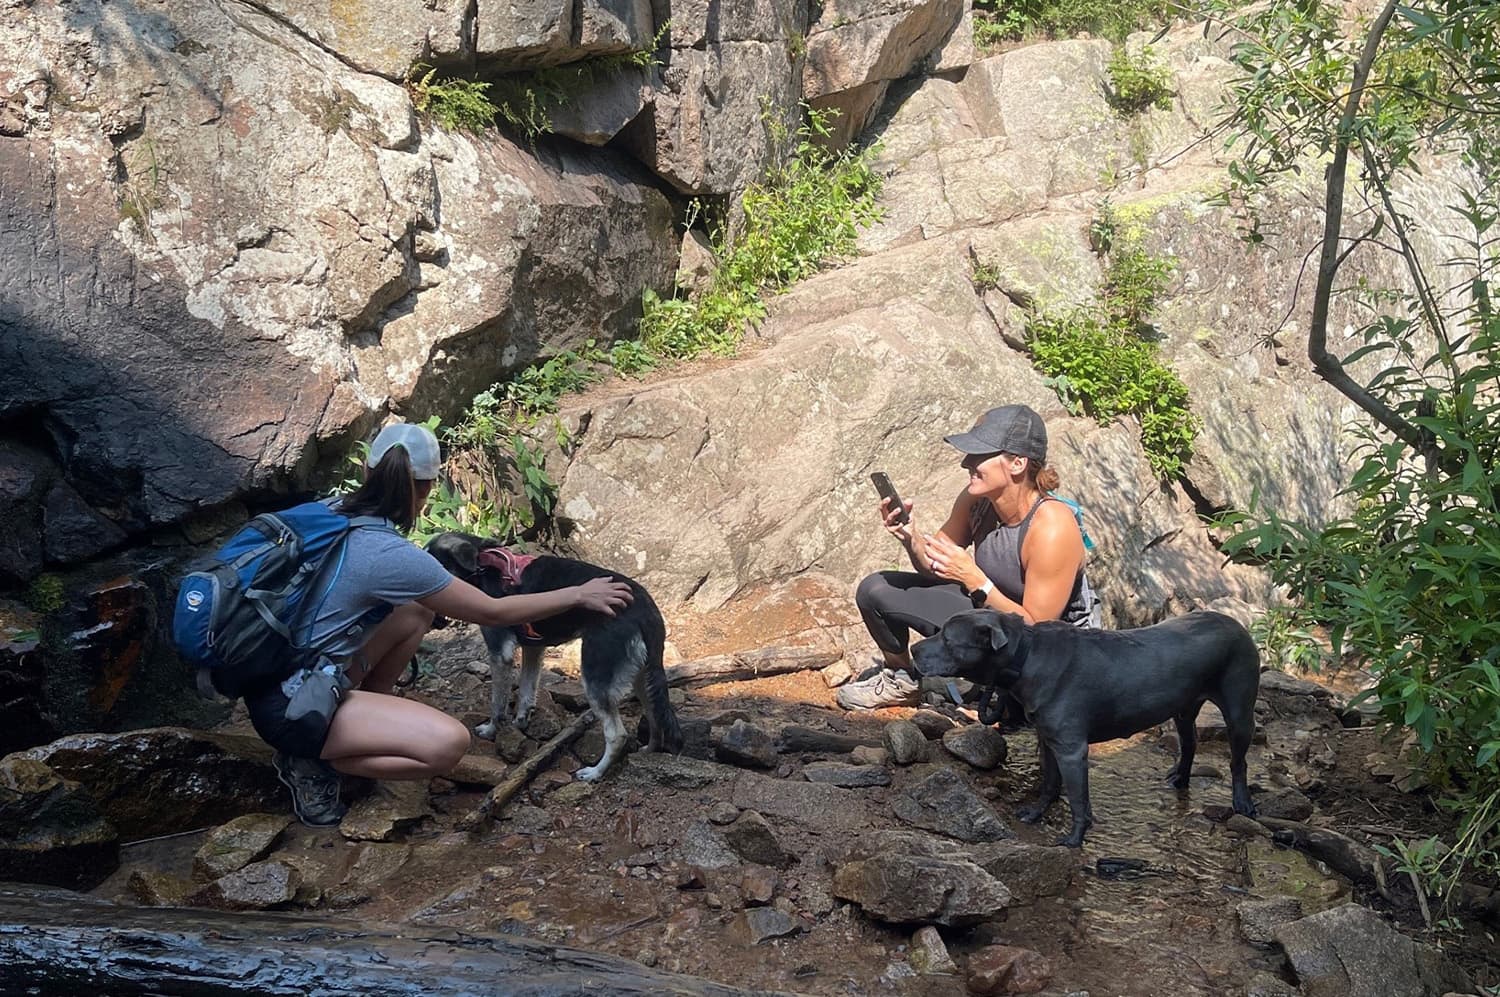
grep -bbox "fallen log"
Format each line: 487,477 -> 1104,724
457,711 -> 593,831
665,646 -> 840,687
0,884 -> 790,996
775,725 -> 883,754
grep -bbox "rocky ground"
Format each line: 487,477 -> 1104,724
5,594 -> 1499,996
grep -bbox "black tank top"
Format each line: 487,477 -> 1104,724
970,496 -> 1099,627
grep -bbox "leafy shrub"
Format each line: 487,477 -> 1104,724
1028,310 -> 1198,477
1103,241 -> 1176,326
972,0 -> 1180,46
1105,46 -> 1175,115
407,65 -> 497,132
625,106 -> 883,369
24,574 -> 66,614
1250,608 -> 1327,673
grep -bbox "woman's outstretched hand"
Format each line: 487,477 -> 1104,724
574,577 -> 634,616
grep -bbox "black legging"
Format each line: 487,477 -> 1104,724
855,570 -> 975,655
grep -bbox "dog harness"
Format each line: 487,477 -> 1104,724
476,546 -> 547,644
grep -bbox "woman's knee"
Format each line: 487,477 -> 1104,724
855,571 -> 890,612
429,714 -> 471,772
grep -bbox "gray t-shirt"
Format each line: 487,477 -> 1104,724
298,523 -> 453,660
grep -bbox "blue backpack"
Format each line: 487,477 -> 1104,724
172,502 -> 391,698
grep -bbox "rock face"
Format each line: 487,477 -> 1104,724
1274,902 -> 1473,997
1,0 -> 676,543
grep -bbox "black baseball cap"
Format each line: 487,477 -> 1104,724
944,404 -> 1048,463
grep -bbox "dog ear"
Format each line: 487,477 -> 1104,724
983,616 -> 1010,653
429,533 -> 479,576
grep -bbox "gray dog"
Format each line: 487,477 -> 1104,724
912,609 -> 1259,847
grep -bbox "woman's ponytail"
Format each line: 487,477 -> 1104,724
1035,463 -> 1061,493
342,445 -> 420,531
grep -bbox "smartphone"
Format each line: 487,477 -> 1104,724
870,472 -> 910,525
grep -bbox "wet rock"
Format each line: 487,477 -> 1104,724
802,761 -> 891,787
1244,972 -> 1301,997
193,813 -> 291,881
1192,764 -> 1224,779
1256,787 -> 1315,822
192,859 -> 301,910
833,831 -> 1011,926
277,848 -> 344,907
0,755 -> 118,890
741,866 -> 778,906
1274,902 -> 1472,996
910,710 -> 957,739
976,840 -> 1077,904
339,782 -> 432,842
941,725 -> 1007,770
723,811 -> 796,869
851,745 -> 889,766
707,801 -> 741,825
677,821 -> 740,869
624,752 -> 729,790
0,634 -> 56,756
910,925 -> 958,975
128,869 -> 195,906
19,728 -> 282,839
549,680 -> 589,712
716,720 -> 778,769
446,753 -> 509,787
1227,814 -> 1273,838
967,944 -> 1053,994
1238,896 -> 1304,945
730,906 -> 801,945
893,767 -> 1013,842
884,720 -> 929,764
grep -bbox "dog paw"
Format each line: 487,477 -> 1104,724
1164,773 -> 1191,790
1055,833 -> 1085,848
513,709 -> 533,730
576,764 -> 605,782
474,721 -> 498,741
1016,806 -> 1046,824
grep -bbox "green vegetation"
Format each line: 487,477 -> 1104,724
624,106 -> 883,372
972,0 -> 1178,48
1249,608 -> 1327,674
1024,202 -> 1193,478
407,65 -> 497,133
24,574 -> 65,614
1105,45 -> 1175,114
1208,0 -> 1500,907
408,25 -> 669,142
118,137 -> 165,233
969,260 -> 1004,293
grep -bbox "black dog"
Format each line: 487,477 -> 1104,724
912,609 -> 1259,847
426,532 -> 682,780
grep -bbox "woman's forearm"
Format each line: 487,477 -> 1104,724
476,588 -> 581,627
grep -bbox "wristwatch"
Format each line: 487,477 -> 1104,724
969,578 -> 995,608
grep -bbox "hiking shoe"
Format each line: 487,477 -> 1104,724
836,668 -> 920,710
273,751 -> 347,827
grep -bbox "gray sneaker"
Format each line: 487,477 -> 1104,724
836,668 -> 921,710
273,751 -> 347,827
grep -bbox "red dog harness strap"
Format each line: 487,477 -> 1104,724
475,547 -> 546,643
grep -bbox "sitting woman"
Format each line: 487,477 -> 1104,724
838,404 -> 1101,711
250,422 -> 633,826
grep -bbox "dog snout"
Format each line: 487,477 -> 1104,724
910,634 -> 958,677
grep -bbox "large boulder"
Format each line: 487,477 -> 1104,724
17,728 -> 284,839
0,755 -> 118,890
831,829 -> 1011,926
0,634 -> 56,757
1274,902 -> 1472,997
0,0 -> 675,536
476,0 -> 656,71
617,0 -> 804,194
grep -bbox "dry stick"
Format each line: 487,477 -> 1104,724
457,710 -> 594,831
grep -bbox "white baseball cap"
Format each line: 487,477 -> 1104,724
367,422 -> 441,480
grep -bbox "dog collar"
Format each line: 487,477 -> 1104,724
476,546 -> 536,591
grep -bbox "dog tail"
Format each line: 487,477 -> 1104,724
641,616 -> 683,754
